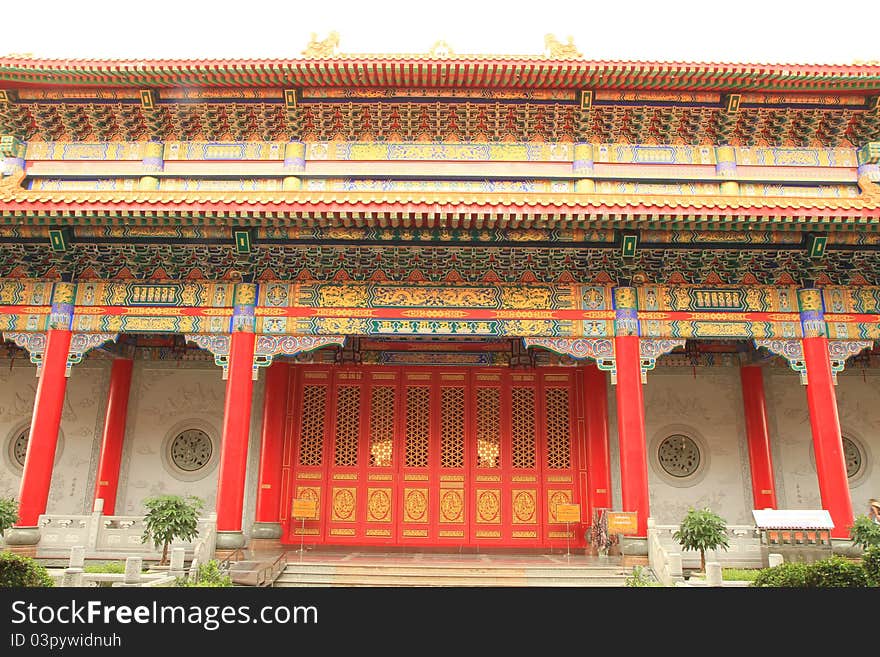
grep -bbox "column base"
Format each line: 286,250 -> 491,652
250,522 -> 283,540
619,537 -> 648,557
4,526 -> 41,546
215,530 -> 246,550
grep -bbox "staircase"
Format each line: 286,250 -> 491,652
272,551 -> 632,587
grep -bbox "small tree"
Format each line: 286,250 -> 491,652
849,514 -> 880,551
672,507 -> 730,573
141,495 -> 203,565
0,497 -> 18,538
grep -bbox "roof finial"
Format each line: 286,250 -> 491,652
543,34 -> 582,59
428,40 -> 454,59
301,32 -> 340,58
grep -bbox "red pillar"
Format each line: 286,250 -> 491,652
93,358 -> 134,515
613,286 -> 649,537
214,283 -> 258,548
16,283 -> 75,528
583,362 -> 612,515
253,361 -> 290,537
740,365 -> 778,510
799,287 -> 853,539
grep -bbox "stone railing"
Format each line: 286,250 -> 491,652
36,500 -> 217,562
647,517 -> 763,586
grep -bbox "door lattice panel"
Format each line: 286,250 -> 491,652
334,386 -> 361,467
545,387 -> 571,469
405,386 -> 430,468
369,386 -> 396,467
298,385 -> 327,467
476,387 -> 501,469
511,387 -> 536,469
441,387 -> 465,469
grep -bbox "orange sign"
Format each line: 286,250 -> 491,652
292,498 -> 318,520
555,504 -> 580,523
607,511 -> 638,535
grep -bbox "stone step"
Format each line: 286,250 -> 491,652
274,574 -> 629,587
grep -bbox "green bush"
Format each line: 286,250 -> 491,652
672,507 -> 730,573
751,561 -> 813,587
805,556 -> 869,588
84,562 -> 126,574
176,559 -> 232,588
0,498 -> 18,537
625,565 -> 662,587
0,551 -> 54,587
722,568 -> 761,582
141,494 -> 203,565
849,514 -> 880,550
862,546 -> 880,586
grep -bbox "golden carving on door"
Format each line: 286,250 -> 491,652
331,487 -> 356,521
404,488 -> 429,522
476,489 -> 501,523
512,490 -> 537,524
440,489 -> 464,523
367,488 -> 392,523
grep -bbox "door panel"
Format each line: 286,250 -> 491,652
284,365 -> 581,548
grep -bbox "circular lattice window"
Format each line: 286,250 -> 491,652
170,429 -> 213,472
658,434 -> 701,478
4,425 -> 64,474
10,427 -> 29,468
808,433 -> 871,485
161,423 -> 218,481
842,437 -> 863,479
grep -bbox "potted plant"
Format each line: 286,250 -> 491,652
672,506 -> 730,573
141,494 -> 203,565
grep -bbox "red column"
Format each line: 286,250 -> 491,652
740,365 -> 778,510
803,336 -> 853,538
613,286 -> 649,537
253,361 -> 290,537
16,283 -> 75,528
93,358 -> 134,515
583,362 -> 612,515
799,287 -> 853,539
614,335 -> 650,536
214,283 -> 258,548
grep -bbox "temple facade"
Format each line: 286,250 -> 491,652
1,38 -> 880,553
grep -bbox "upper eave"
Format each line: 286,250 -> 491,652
2,56 -> 880,93
2,173 -> 879,230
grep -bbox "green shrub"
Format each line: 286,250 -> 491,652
849,514 -> 880,550
751,561 -> 812,587
625,565 -> 662,587
862,546 -> 880,586
141,494 -> 203,565
672,507 -> 730,573
806,556 -> 870,588
0,498 -> 18,538
84,562 -> 126,574
176,559 -> 232,587
722,568 -> 761,582
0,551 -> 54,587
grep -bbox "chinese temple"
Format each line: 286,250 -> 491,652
1,34 -> 880,556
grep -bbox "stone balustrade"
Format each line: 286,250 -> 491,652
35,500 -> 217,561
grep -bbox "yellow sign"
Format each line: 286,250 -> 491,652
555,504 -> 580,523
292,499 -> 318,520
607,511 -> 638,535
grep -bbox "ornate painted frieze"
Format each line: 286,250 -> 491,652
253,335 -> 346,376
1,331 -> 47,375
65,333 -> 118,375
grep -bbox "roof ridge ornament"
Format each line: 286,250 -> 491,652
543,34 -> 582,59
428,40 -> 454,59
301,31 -> 340,58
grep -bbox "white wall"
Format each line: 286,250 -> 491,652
0,361 -> 109,514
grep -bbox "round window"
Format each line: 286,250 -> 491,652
657,434 -> 701,478
10,427 -> 29,468
169,429 -> 213,473
842,436 -> 863,479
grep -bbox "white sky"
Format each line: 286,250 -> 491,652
1,0 -> 877,64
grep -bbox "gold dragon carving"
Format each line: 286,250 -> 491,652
544,34 -> 582,59
301,32 -> 340,58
